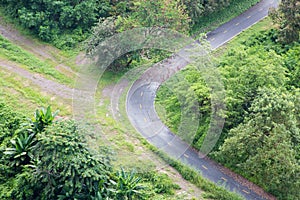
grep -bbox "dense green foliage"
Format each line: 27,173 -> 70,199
0,0 -> 111,48
0,104 -> 186,199
116,0 -> 190,32
0,105 -> 113,199
216,88 -> 300,199
156,68 -> 211,149
270,0 -> 300,44
85,0 -> 189,72
0,102 -> 24,147
182,0 -> 259,28
156,28 -> 300,199
0,0 -> 260,49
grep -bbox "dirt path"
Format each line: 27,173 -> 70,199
0,17 -> 76,76
0,60 -> 75,99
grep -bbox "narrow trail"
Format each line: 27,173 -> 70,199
0,16 -> 85,101
0,17 -> 76,76
0,60 -> 74,99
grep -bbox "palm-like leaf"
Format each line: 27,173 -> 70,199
4,131 -> 35,166
112,168 -> 146,200
32,106 -> 59,133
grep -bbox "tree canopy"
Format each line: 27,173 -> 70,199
270,0 -> 300,44
155,27 -> 300,199
0,0 -> 112,47
216,88 -> 300,199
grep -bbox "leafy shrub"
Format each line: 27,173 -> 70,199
30,106 -> 59,133
30,120 -> 113,200
4,131 -> 35,167
0,102 -> 24,146
110,168 -> 146,200
141,171 -> 180,195
0,0 -> 112,48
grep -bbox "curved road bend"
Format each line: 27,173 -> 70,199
127,0 -> 279,200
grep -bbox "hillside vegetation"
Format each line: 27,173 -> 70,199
1,104 -> 194,200
1,0 -> 297,200
0,0 -> 259,49
156,4 -> 300,199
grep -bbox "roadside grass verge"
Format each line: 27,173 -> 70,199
148,145 -> 244,200
216,17 -> 275,53
0,69 -> 72,116
191,0 -> 260,35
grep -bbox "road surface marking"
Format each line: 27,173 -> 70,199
211,38 -> 215,41
168,142 -> 172,146
223,30 -> 228,33
247,15 -> 251,19
139,104 -> 142,109
184,154 -> 189,158
221,177 -> 227,181
235,22 -> 240,26
242,190 -> 250,194
144,117 -> 147,122
202,165 -> 208,170
140,92 -> 143,96
259,8 -> 263,11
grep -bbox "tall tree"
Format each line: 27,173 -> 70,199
116,0 -> 190,33
216,88 -> 300,199
86,0 -> 190,71
220,45 -> 288,130
270,0 -> 300,44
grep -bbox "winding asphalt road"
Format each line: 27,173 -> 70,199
126,0 -> 279,199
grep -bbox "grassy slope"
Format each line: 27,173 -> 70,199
0,35 -> 73,85
0,69 -> 72,116
0,24 -> 205,200
0,7 -> 78,115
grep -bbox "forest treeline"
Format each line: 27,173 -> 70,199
0,0 -> 259,48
